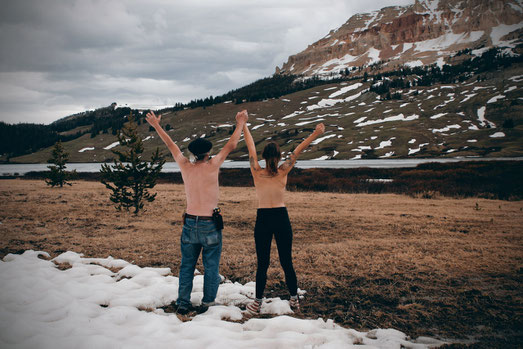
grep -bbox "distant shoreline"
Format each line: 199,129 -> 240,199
6,160 -> 523,201
1,156 -> 522,175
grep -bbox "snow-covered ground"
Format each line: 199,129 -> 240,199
355,114 -> 419,127
103,141 -> 120,150
0,250 -> 446,349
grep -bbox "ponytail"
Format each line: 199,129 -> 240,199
266,157 -> 279,175
262,142 -> 281,176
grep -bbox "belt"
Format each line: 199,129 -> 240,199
185,213 -> 214,221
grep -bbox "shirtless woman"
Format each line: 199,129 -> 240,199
243,117 -> 325,315
146,110 -> 248,315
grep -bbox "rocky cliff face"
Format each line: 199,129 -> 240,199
277,0 -> 523,76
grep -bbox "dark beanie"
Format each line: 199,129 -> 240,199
188,138 -> 212,159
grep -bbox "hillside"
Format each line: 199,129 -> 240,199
4,0 -> 523,163
10,62 -> 522,163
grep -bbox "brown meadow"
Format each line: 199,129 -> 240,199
0,179 -> 522,348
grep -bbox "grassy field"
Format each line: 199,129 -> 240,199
1,179 -> 522,347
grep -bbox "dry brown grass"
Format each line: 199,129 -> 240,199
1,179 -> 522,347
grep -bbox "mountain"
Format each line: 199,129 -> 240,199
277,0 -> 523,76
4,0 -> 523,163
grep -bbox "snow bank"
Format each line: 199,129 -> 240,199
295,118 -> 325,126
435,57 -> 445,68
78,147 -> 95,153
307,87 -> 366,112
490,132 -> 505,138
404,60 -> 424,68
414,31 -> 484,52
460,93 -> 477,103
379,151 -> 395,158
314,53 -> 359,75
311,134 -> 336,145
328,83 -> 362,98
367,47 -> 381,65
282,111 -> 305,120
487,95 -> 505,104
375,138 -> 395,150
311,155 -> 329,160
0,251 -> 445,349
430,113 -> 447,120
103,141 -> 120,150
408,143 -> 429,155
477,107 -> 496,128
356,114 -> 419,127
432,124 -> 461,133
491,23 -> 522,46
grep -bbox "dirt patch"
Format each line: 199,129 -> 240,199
1,179 -> 522,347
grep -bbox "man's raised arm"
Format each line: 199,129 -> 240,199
145,111 -> 188,164
212,110 -> 248,166
280,123 -> 325,174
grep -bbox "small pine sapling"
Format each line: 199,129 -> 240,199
46,140 -> 76,187
100,112 -> 165,214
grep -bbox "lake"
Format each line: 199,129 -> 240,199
1,157 -> 521,175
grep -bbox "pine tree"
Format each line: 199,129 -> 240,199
100,112 -> 165,214
46,140 -> 76,187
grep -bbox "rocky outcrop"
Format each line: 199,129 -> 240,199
277,0 -> 523,76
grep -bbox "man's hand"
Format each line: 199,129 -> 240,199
236,110 -> 248,124
146,111 -> 161,128
314,123 -> 325,135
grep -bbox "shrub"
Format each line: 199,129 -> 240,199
45,140 -> 77,187
100,113 -> 165,214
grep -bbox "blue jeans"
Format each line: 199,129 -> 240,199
177,217 -> 222,308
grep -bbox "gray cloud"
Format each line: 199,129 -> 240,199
0,0 -> 413,124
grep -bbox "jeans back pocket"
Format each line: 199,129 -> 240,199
201,229 -> 221,247
181,225 -> 199,244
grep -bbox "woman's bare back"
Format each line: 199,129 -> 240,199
252,169 -> 288,208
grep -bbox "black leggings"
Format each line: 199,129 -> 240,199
254,207 -> 297,299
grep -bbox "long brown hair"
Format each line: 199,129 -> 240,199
262,142 -> 281,176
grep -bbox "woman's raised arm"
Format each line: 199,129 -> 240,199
280,123 -> 325,174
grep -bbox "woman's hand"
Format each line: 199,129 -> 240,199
146,111 -> 161,128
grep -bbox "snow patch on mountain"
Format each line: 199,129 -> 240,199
356,114 -> 419,127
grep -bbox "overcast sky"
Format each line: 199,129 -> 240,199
0,0 -> 413,125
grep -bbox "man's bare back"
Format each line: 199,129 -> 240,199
180,159 -> 220,216
145,110 -> 248,216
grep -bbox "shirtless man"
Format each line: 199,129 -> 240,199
146,110 -> 248,314
242,118 -> 325,315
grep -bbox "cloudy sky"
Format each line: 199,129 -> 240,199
0,0 -> 413,125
